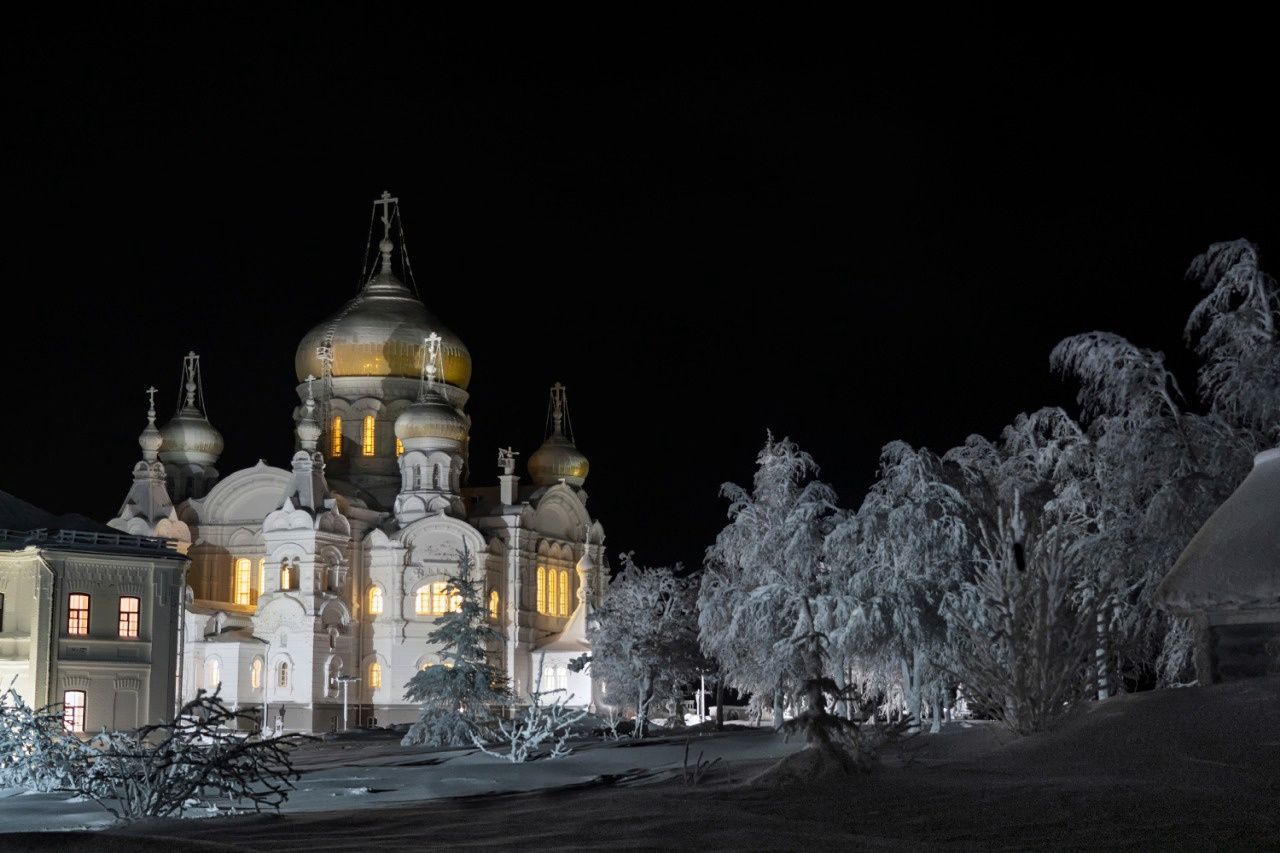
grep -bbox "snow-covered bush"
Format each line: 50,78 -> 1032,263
75,687 -> 309,821
402,547 -> 510,747
473,656 -> 587,763
0,680 -> 85,792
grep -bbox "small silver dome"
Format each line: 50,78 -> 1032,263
159,406 -> 224,465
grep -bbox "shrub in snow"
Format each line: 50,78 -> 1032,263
0,680 -> 85,792
75,687 -> 309,821
402,547 -> 510,747
473,655 -> 587,763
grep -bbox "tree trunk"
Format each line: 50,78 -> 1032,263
771,689 -> 785,731
1096,607 -> 1110,701
902,655 -> 923,733
833,658 -> 849,720
929,683 -> 943,734
715,678 -> 724,731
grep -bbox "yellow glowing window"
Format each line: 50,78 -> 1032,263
536,567 -> 546,614
368,586 -> 384,615
68,593 -> 89,635
281,563 -> 292,591
251,658 -> 263,689
369,661 -> 382,689
362,415 -> 376,456
331,416 -> 343,456
489,589 -> 499,620
429,581 -> 460,614
118,596 -> 140,638
257,559 -> 265,604
558,570 -> 569,616
234,558 -> 252,605
63,690 -> 86,732
396,437 -> 404,456
415,587 -> 431,615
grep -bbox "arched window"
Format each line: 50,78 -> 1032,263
368,586 -> 384,616
558,570 -> 569,616
117,596 -> 140,638
431,464 -> 440,490
62,690 -> 86,733
415,586 -> 431,615
369,661 -> 382,689
277,660 -> 289,689
233,558 -> 252,605
205,657 -> 221,690
411,465 -> 421,490
251,657 -> 263,690
67,593 -> 90,635
536,566 -> 546,614
331,416 -> 343,457
256,559 -> 265,604
489,589 -> 499,620
362,415 -> 376,456
396,437 -> 404,456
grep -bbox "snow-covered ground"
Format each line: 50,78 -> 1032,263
3,677 -> 1278,850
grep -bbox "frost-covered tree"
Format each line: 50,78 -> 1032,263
588,553 -> 703,737
701,434 -> 840,730
473,655 -> 587,763
0,680 -> 84,792
402,547 -> 510,747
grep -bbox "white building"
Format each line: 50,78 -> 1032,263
108,194 -> 607,732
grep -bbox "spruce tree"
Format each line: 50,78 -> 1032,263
402,547 -> 510,746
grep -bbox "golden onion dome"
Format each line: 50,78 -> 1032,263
395,390 -> 469,445
528,434 -> 590,487
295,255 -> 471,388
158,406 -> 224,466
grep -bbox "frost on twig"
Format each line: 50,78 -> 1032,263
472,655 -> 587,763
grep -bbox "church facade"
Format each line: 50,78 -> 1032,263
108,194 -> 606,732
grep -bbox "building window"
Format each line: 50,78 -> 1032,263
489,589 -> 499,620
251,657 -> 263,690
417,582 -> 460,616
277,661 -> 289,688
431,464 -> 440,490
415,587 -> 431,615
536,567 -> 546,614
234,558 -> 252,605
281,561 -> 295,591
368,586 -> 384,615
118,596 -> 140,638
0,592 -> 5,631
369,661 -> 382,689
205,657 -> 221,690
257,559 -> 265,604
63,690 -> 86,732
396,437 -> 404,456
331,416 -> 343,456
68,593 -> 89,636
362,415 -> 376,456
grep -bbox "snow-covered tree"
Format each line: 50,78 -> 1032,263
473,654 -> 587,763
0,680 -> 84,792
588,553 -> 703,737
402,547 -> 510,747
701,434 -> 840,730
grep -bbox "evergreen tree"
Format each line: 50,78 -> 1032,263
402,547 -> 510,747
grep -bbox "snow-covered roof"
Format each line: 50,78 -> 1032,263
1157,447 -> 1280,614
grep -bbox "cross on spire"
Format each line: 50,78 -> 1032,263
145,385 -> 158,415
375,190 -> 398,241
418,332 -> 443,400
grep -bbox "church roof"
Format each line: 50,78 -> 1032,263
0,489 -> 183,557
1156,447 -> 1280,614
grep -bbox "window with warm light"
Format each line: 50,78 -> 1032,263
415,587 -> 431,615
68,593 -> 89,636
489,589 -> 499,620
0,592 -> 5,632
281,561 -> 295,591
277,660 -> 289,688
558,570 -> 569,616
331,416 -> 343,456
396,437 -> 404,456
205,657 -> 221,690
368,586 -> 384,615
233,558 -> 252,605
251,657 -> 263,689
117,596 -> 140,638
257,559 -> 265,604
362,415 -> 376,456
369,661 -> 382,689
63,690 -> 86,732
536,567 -> 546,614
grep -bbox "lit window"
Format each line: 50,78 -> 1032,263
68,594 -> 89,636
63,690 -> 86,732
205,657 -> 221,690
368,586 -> 384,615
251,658 -> 263,690
0,592 -> 5,631
281,561 -> 293,591
256,559 -> 265,604
559,570 -> 569,616
536,567 -> 546,614
277,661 -> 289,688
415,587 -> 431,615
234,558 -> 252,605
369,661 -> 382,689
331,416 -> 343,456
396,437 -> 404,456
362,415 -> 376,456
489,589 -> 499,620
118,596 -> 140,638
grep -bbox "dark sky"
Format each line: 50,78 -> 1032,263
3,14 -> 1277,567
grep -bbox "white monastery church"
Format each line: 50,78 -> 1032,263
106,193 -> 607,732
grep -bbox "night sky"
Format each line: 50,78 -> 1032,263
3,15 -> 1277,568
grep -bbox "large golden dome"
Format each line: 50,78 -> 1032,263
295,261 -> 471,388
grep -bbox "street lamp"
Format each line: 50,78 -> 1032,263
331,674 -> 361,731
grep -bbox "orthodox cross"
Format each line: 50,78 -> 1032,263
418,332 -> 443,399
549,382 -> 566,434
375,190 -> 398,241
145,385 -> 158,414
498,446 -> 519,475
